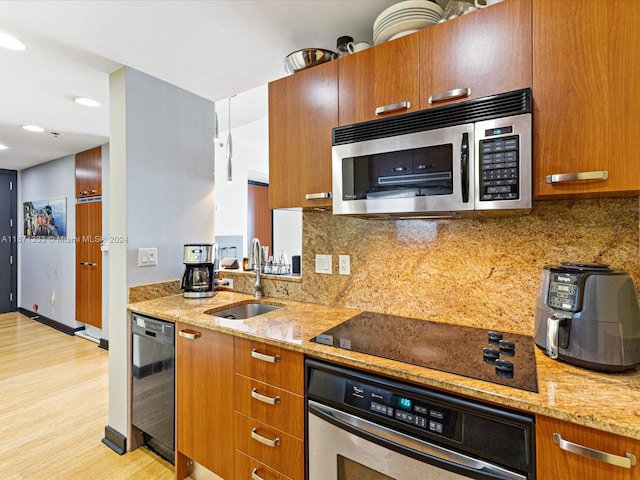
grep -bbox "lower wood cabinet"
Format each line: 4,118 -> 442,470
175,324 -> 234,480
235,450 -> 292,480
75,200 -> 101,328
537,415 -> 640,480
234,337 -> 304,480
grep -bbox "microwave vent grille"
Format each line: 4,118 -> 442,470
333,88 -> 532,145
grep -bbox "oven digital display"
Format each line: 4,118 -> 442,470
398,397 -> 412,411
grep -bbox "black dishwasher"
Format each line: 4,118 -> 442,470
131,313 -> 175,463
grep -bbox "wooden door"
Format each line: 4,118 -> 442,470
75,146 -> 102,197
537,415 -> 640,480
420,0 -> 531,108
268,60 -> 337,209
175,324 -> 234,480
75,200 -> 101,328
248,182 -> 272,251
533,0 -> 640,197
339,33 -> 419,125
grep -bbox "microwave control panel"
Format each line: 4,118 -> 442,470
479,135 -> 520,201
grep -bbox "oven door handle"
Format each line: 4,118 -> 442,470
308,400 -> 527,480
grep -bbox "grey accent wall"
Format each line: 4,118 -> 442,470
107,66 -> 216,442
18,155 -> 78,328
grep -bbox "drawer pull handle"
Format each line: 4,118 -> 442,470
553,433 -> 637,469
546,170 -> 609,184
178,329 -> 201,340
305,192 -> 332,200
251,428 -> 280,448
375,101 -> 411,115
251,348 -> 280,363
428,87 -> 471,104
251,388 -> 281,405
79,262 -> 98,267
251,468 -> 264,480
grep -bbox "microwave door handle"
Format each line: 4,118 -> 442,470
461,133 -> 469,203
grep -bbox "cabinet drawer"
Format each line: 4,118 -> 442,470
235,374 -> 304,439
235,450 -> 293,480
235,338 -> 304,394
234,412 -> 304,480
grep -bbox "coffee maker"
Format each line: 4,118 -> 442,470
180,243 -> 217,298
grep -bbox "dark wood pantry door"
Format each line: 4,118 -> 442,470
0,169 -> 17,313
247,181 -> 272,252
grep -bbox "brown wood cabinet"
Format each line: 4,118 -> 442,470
338,33 -> 420,125
234,337 -> 304,480
533,0 -> 640,198
268,60 -> 338,210
175,324 -> 234,480
75,200 -> 101,328
75,146 -> 102,197
419,0 -> 531,109
537,415 -> 640,480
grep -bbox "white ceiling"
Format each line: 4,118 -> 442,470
0,0 -> 403,171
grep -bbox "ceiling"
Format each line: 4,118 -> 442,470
0,0 -> 402,171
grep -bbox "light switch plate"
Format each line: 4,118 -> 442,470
315,254 -> 332,274
138,247 -> 157,267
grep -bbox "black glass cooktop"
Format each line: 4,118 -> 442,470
311,311 -> 538,393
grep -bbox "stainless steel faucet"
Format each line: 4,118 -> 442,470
250,237 -> 263,298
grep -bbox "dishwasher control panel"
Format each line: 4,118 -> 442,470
344,379 -> 459,440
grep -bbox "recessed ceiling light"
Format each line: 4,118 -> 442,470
22,125 -> 44,133
0,144 -> 8,150
0,33 -> 26,51
74,97 -> 101,107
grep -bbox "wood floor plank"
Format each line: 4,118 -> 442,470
0,313 -> 175,480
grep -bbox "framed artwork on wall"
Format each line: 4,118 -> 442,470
23,197 -> 67,238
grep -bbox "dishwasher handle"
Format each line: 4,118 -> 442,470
308,400 -> 527,480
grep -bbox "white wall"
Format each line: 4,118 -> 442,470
18,155 -> 78,328
108,66 -> 216,443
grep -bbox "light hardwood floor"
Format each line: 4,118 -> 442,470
0,312 -> 175,480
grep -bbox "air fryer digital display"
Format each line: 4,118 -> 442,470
548,273 -> 581,312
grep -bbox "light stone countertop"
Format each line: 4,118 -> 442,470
128,291 -> 640,440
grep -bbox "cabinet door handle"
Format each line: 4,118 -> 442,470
305,192 -> 332,200
251,428 -> 280,447
251,468 -> 264,480
251,348 -> 280,363
553,433 -> 637,469
79,262 -> 98,267
251,388 -> 281,405
178,329 -> 201,340
428,87 -> 472,104
375,101 -> 411,115
545,170 -> 609,184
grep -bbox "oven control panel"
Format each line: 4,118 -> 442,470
344,379 -> 458,440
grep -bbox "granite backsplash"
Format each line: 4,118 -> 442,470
252,197 -> 639,336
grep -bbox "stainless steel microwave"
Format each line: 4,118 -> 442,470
332,89 -> 532,218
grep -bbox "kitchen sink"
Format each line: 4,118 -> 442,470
207,302 -> 283,320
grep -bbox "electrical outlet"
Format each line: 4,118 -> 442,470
315,254 -> 332,274
339,255 -> 350,275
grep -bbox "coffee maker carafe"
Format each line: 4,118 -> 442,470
180,243 -> 217,298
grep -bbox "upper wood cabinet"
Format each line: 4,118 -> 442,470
537,415 -> 640,480
75,146 -> 102,198
175,324 -> 234,480
533,0 -> 640,198
419,0 -> 531,109
268,60 -> 338,209
338,33 -> 420,125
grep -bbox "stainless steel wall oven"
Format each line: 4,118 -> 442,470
306,359 -> 535,480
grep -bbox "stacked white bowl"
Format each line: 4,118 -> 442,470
374,0 -> 444,45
